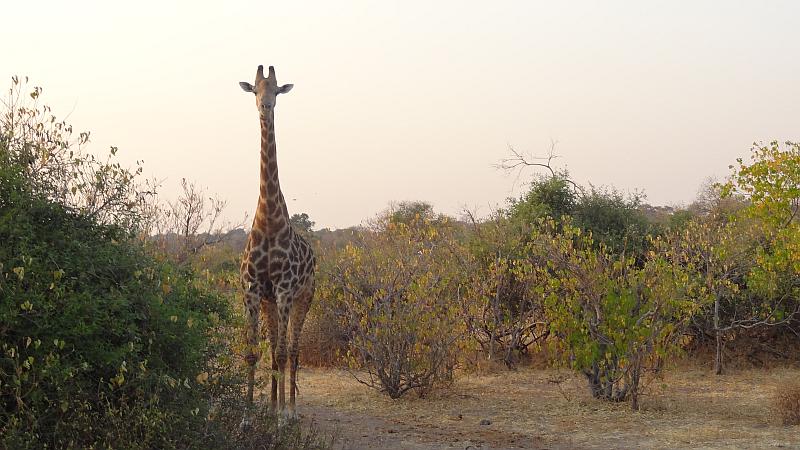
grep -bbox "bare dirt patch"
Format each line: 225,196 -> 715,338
275,365 -> 800,449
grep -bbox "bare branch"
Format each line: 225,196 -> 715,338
496,141 -> 585,196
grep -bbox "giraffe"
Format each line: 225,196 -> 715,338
238,65 -> 315,419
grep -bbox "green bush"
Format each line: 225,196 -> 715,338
540,220 -> 696,410
0,163 -> 235,448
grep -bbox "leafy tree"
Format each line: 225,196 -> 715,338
505,171 -> 653,258
506,172 -> 577,227
668,214 -> 799,375
290,212 -> 315,233
667,208 -> 696,230
457,212 -> 550,368
384,201 -> 446,229
540,220 -> 695,410
670,219 -> 751,374
723,141 -> 800,227
573,186 -> 653,257
713,141 -> 800,368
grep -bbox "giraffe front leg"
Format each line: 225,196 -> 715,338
243,289 -> 261,405
261,300 -> 279,411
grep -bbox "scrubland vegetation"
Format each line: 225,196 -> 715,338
3,78 -> 800,448
0,79 -> 328,449
308,148 -> 800,406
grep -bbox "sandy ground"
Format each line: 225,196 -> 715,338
283,365 -> 800,450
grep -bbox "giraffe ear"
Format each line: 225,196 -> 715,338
277,84 -> 293,95
239,82 -> 255,93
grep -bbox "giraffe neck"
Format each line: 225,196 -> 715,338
253,112 -> 290,235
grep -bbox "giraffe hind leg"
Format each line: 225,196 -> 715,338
274,293 -> 291,415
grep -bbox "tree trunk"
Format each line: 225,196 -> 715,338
488,255 -> 502,362
714,294 -> 723,375
629,363 -> 641,411
714,331 -> 724,375
584,364 -> 603,398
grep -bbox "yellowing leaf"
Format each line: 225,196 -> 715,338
196,372 -> 209,384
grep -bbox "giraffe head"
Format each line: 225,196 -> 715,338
239,65 -> 293,121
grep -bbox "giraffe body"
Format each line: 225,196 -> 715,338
239,65 -> 315,418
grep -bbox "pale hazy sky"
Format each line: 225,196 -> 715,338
4,1 -> 799,229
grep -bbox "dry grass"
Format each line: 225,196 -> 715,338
292,364 -> 800,449
775,380 -> 800,426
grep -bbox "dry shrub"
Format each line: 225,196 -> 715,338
775,381 -> 800,425
318,215 -> 465,398
460,345 -> 552,375
300,306 -> 347,367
